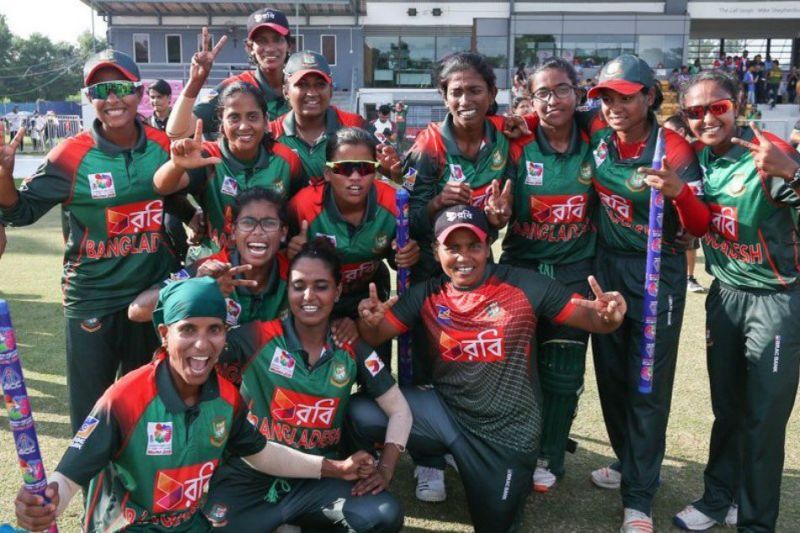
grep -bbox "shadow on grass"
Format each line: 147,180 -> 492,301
3,230 -> 64,256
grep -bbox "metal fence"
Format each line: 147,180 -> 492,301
21,115 -> 83,152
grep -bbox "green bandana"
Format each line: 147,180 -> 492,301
153,277 -> 227,328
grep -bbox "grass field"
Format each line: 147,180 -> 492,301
1,206 -> 799,532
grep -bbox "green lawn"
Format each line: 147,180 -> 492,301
1,208 -> 799,531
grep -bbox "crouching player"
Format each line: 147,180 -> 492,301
14,277 -> 374,532
349,205 -> 626,532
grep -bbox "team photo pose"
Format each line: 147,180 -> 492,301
14,277 -> 375,532
647,70 -> 800,532
269,51 -> 372,185
204,238 -> 410,532
155,81 -> 303,256
0,50 -> 179,433
287,127 -> 420,365
581,54 -> 704,532
168,8 -> 292,140
349,205 -> 626,533
501,57 -> 597,492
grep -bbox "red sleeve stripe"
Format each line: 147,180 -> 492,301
272,142 -> 302,178
202,140 -> 223,158
552,293 -> 583,325
384,309 -> 410,334
143,124 -> 171,153
241,319 -> 286,376
287,185 -> 325,225
49,133 -> 94,207
217,374 -> 245,416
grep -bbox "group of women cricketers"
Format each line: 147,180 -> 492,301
1,5 -> 799,533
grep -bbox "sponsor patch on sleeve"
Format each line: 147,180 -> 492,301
70,416 -> 99,449
364,352 -> 385,377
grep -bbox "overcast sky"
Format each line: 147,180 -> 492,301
1,0 -> 107,44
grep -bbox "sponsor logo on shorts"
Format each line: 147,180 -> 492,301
147,422 -> 173,456
439,327 -> 505,362
106,199 -> 163,236
364,352 -> 385,377
88,172 -> 116,199
70,416 -> 99,449
530,194 -> 587,224
153,460 -> 218,513
270,388 -> 339,429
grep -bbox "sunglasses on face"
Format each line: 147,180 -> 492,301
235,216 -> 282,233
325,160 -> 379,176
682,99 -> 734,120
84,81 -> 143,100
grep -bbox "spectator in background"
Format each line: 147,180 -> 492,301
790,118 -> 800,149
743,66 -> 756,105
7,107 -> 23,152
29,113 -> 44,152
572,57 -> 584,81
371,104 -> 396,144
394,101 -> 409,151
689,58 -> 702,75
43,110 -> 59,149
511,95 -> 532,116
147,79 -> 172,130
786,67 -> 799,104
767,59 -> 783,107
513,63 -> 528,97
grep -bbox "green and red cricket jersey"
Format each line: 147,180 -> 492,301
186,139 -> 303,253
502,122 -> 597,265
0,120 -> 177,318
194,69 -> 290,138
697,127 -> 800,290
385,263 -> 577,454
195,247 -> 289,327
222,316 -> 395,457
57,352 -> 265,531
287,181 -> 398,317
404,114 -> 511,245
269,107 -> 368,185
586,112 -> 702,255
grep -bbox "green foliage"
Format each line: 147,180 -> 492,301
0,19 -> 108,102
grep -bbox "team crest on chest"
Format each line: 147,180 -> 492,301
272,179 -> 286,196
726,173 -> 747,197
372,233 -> 390,253
436,304 -> 453,326
485,301 -> 504,319
269,347 -> 296,378
625,169 -> 647,192
209,416 -> 228,447
88,172 -> 116,199
525,161 -> 544,186
221,176 -> 239,197
490,149 -> 506,171
593,140 -> 609,167
330,361 -> 350,387
449,164 -> 466,182
578,162 -> 593,185
147,422 -> 173,456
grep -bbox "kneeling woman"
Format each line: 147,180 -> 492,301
350,205 -> 626,533
206,239 -> 411,532
14,277 -> 374,532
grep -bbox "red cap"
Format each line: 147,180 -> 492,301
587,79 -> 644,99
437,223 -> 487,244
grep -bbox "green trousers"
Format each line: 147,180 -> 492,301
65,308 -> 160,433
592,247 -> 686,515
694,280 -> 800,532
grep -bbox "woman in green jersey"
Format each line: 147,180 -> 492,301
14,277 -> 375,532
649,70 -> 800,532
501,57 -> 597,493
154,82 -> 304,257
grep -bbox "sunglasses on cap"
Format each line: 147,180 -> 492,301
325,160 -> 379,176
682,99 -> 734,121
84,81 -> 143,100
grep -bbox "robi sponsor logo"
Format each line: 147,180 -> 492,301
270,387 -> 339,429
530,194 -> 587,224
438,327 -> 505,363
709,203 -> 738,241
153,460 -> 219,513
594,181 -> 633,223
106,199 -> 163,236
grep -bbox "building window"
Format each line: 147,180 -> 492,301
295,35 -> 304,52
514,35 -> 559,69
364,34 -> 471,88
133,33 -> 150,63
166,35 -> 182,64
637,35 -> 683,69
321,35 -> 336,66
197,32 -> 214,52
